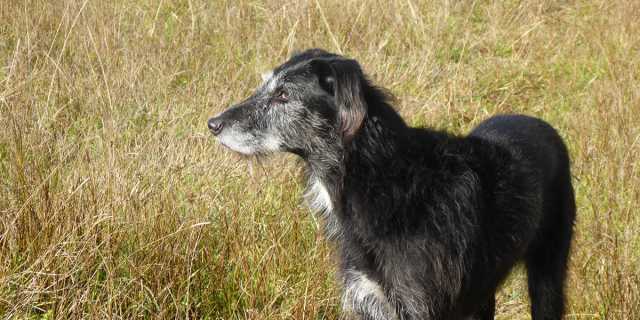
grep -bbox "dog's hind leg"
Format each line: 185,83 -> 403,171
526,180 -> 575,320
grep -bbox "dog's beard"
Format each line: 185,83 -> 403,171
216,129 -> 281,156
217,133 -> 258,155
213,130 -> 283,179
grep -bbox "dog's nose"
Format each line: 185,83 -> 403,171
208,117 -> 224,136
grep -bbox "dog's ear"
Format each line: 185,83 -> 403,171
310,59 -> 335,94
311,58 -> 367,142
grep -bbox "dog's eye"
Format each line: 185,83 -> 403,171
274,89 -> 289,102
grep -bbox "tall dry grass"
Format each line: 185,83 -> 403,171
1,0 -> 639,319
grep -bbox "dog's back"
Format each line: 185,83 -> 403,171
470,114 -> 570,188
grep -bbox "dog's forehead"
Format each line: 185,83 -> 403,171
259,69 -> 282,92
261,70 -> 274,83
259,62 -> 309,91
257,49 -> 339,92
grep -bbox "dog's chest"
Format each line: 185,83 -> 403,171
305,178 -> 343,239
305,178 -> 333,213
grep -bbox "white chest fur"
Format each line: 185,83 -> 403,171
304,178 -> 342,239
306,178 -> 333,213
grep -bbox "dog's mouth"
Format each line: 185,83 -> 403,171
214,133 -> 254,155
212,129 -> 280,157
217,140 -> 231,151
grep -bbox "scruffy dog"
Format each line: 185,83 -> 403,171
208,49 -> 575,320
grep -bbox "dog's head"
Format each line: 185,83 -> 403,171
208,49 -> 368,157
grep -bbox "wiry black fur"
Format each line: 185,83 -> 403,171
208,49 -> 575,320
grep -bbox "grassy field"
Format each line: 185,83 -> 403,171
1,0 -> 639,319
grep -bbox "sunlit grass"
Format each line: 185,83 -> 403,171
1,0 -> 638,318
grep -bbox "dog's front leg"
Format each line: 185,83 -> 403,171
342,270 -> 398,320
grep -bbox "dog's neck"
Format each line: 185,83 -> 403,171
304,106 -> 409,239
304,158 -> 343,239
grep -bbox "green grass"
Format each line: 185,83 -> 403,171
1,0 -> 639,319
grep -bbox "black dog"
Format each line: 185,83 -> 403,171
208,49 -> 575,320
